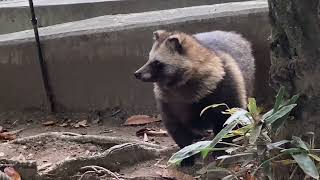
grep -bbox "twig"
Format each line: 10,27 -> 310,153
289,165 -> 298,179
80,165 -> 120,180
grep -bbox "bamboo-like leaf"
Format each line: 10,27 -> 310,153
272,94 -> 299,133
267,140 -> 290,150
292,136 -> 309,151
262,109 -> 273,121
217,153 -> 255,165
223,109 -> 249,126
211,118 -> 240,147
273,86 -> 286,112
281,148 -> 307,154
200,148 -> 213,159
264,104 -> 297,125
168,141 -> 211,165
222,108 -> 240,115
291,153 -> 319,179
285,94 -> 299,106
248,98 -> 259,115
200,103 -> 228,116
249,123 -> 263,145
224,124 -> 253,138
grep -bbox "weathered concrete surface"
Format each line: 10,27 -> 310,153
0,1 -> 272,113
0,0 -> 252,34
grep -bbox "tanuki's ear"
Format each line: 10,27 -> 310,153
153,30 -> 166,41
165,34 -> 184,54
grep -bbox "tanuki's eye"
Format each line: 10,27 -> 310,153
153,60 -> 160,66
152,60 -> 164,70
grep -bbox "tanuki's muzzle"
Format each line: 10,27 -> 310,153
134,63 -> 156,82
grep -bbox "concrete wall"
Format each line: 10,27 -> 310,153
0,1 -> 273,114
0,0 -> 251,34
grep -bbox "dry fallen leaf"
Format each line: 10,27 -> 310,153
156,169 -> 195,180
136,128 -> 168,137
4,167 -> 21,180
42,121 -> 56,126
124,115 -> 161,126
73,120 -> 88,128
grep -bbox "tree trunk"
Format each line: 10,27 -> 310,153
268,0 -> 320,178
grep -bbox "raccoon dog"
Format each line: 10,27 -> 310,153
134,30 -> 255,166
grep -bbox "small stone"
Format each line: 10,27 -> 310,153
26,153 -> 34,160
88,145 -> 97,152
84,150 -> 90,156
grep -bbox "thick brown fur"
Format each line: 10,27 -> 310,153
134,30 -> 255,166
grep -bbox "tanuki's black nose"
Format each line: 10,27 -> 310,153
134,72 -> 141,79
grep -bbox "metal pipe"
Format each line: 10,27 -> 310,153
28,0 -> 55,112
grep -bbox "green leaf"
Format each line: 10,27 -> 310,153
267,140 -> 290,150
217,153 -> 255,164
271,95 -> 299,133
262,109 -> 273,121
281,148 -> 306,154
222,108 -> 240,115
224,124 -> 253,138
271,114 -> 290,134
211,118 -> 240,147
201,148 -> 213,159
292,136 -> 309,151
200,103 -> 228,116
264,104 -> 297,125
249,123 -> 263,145
248,98 -> 259,115
223,109 -> 249,126
168,141 -> 211,165
285,94 -> 299,106
273,86 -> 286,112
291,153 -> 319,179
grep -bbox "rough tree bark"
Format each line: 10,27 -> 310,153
268,1 -> 320,179
268,0 -> 320,140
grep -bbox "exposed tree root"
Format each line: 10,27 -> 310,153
10,132 -> 162,149
0,132 -> 178,180
79,165 -> 121,180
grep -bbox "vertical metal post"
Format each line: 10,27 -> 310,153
28,0 -> 55,112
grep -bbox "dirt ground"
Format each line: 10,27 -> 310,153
0,111 -> 182,180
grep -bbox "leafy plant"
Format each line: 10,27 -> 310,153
168,87 -> 320,179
